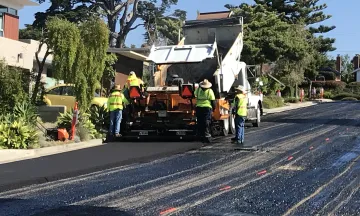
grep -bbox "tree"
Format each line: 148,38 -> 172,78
0,60 -> 29,112
253,0 -> 336,54
46,17 -> 81,83
73,18 -> 110,110
33,1 -> 96,29
101,53 -> 118,95
139,3 -> 186,46
340,54 -> 355,83
225,4 -> 309,65
19,24 -> 43,41
33,0 -> 183,48
33,17 -> 109,110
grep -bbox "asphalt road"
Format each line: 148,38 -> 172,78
1,102 -> 360,216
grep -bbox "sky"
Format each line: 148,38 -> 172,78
19,0 -> 360,58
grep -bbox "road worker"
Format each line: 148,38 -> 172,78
124,71 -> 150,111
231,85 -> 248,145
194,79 -> 216,143
107,85 -> 129,138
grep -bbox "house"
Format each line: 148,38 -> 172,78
0,0 -> 54,87
108,47 -> 150,88
352,54 -> 360,82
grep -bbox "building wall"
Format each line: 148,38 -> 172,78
114,54 -> 144,87
0,38 -> 53,71
0,36 -> 35,70
357,71 -> 360,82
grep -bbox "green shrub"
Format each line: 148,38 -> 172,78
345,82 -> 360,94
13,100 -> 38,125
323,91 -> 333,99
284,97 -> 299,103
0,120 -> 39,149
332,93 -> 360,100
0,60 -> 30,113
341,97 -> 358,101
263,95 -> 284,109
88,105 -> 109,133
56,110 -> 98,141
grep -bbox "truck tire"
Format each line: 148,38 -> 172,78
252,107 -> 261,127
229,112 -> 235,134
221,110 -> 230,136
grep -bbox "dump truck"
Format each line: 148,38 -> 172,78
120,15 -> 263,140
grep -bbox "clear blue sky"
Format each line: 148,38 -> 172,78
19,0 -> 359,58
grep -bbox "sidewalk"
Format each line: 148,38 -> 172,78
0,139 -> 103,165
264,99 -> 333,114
0,141 -> 203,192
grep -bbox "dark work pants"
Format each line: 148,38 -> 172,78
196,107 -> 212,139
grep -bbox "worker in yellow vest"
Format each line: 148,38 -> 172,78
107,85 -> 129,137
231,85 -> 248,145
194,79 -> 216,143
125,71 -> 150,111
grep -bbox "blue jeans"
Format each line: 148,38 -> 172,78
109,109 -> 122,135
235,116 -> 245,142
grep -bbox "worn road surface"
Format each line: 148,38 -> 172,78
1,102 -> 360,216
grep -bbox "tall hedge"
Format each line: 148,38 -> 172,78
0,60 -> 29,112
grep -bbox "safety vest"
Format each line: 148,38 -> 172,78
126,75 -> 144,88
195,88 -> 215,108
233,93 -> 247,116
107,91 -> 125,111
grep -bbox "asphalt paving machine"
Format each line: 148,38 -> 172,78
120,13 -> 263,140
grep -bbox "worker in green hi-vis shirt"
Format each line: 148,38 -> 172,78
231,85 -> 248,145
194,79 -> 216,143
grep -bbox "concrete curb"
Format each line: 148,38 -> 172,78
263,100 -> 333,114
0,139 -> 103,165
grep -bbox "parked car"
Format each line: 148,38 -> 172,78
43,84 -> 108,111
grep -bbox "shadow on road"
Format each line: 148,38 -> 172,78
0,199 -> 134,216
263,118 -> 360,126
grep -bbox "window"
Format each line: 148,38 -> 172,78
62,86 -> 75,96
48,87 -> 62,95
46,68 -> 53,77
8,8 -> 17,16
0,6 -> 17,16
0,6 -> 7,13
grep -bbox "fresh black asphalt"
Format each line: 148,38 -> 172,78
0,140 -> 204,192
1,101 -> 360,216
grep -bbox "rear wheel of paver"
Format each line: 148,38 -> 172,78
229,112 -> 235,134
221,110 -> 230,136
252,107 -> 261,127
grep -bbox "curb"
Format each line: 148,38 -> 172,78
263,102 -> 316,114
0,139 -> 103,165
0,142 -> 203,192
263,100 -> 333,114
